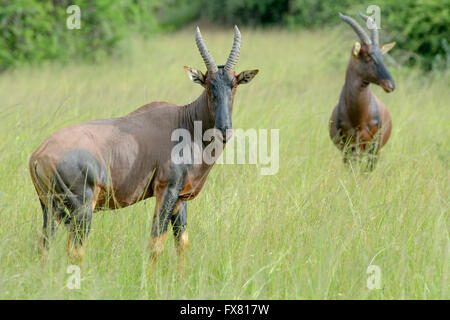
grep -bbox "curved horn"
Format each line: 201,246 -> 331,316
224,25 -> 242,72
359,12 -> 379,46
195,26 -> 218,73
338,12 -> 371,45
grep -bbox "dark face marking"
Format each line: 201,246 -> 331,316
359,45 -> 395,92
207,67 -> 235,142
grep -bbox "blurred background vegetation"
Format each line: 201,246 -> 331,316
0,0 -> 448,71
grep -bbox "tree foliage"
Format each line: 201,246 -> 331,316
0,0 -> 448,71
0,0 -> 158,69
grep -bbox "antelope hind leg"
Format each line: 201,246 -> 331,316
39,198 -> 63,257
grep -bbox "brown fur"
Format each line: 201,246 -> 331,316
329,45 -> 392,160
29,66 -> 258,263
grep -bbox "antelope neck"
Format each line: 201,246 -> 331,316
180,90 -> 215,137
342,62 -> 372,121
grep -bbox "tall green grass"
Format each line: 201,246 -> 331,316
0,28 -> 448,299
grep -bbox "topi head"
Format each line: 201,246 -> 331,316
184,26 -> 259,142
339,12 -> 396,92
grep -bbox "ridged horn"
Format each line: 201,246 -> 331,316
195,26 -> 218,73
338,12 -> 371,45
359,12 -> 379,46
224,25 -> 242,72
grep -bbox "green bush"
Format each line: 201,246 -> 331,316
154,0 -> 202,31
200,0 -> 289,26
194,0 -> 449,71
0,0 -> 448,71
0,0 -> 56,68
377,0 -> 450,70
284,0 -> 354,28
0,0 -> 158,70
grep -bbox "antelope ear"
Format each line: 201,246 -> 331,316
352,41 -> 361,57
184,66 -> 205,85
380,42 -> 396,55
237,69 -> 259,85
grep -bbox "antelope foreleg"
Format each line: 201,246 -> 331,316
150,169 -> 186,264
366,138 -> 381,171
171,200 -> 188,270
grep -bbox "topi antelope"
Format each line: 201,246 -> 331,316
329,12 -> 396,170
29,26 -> 258,263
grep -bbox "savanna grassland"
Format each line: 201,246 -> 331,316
0,28 -> 448,299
